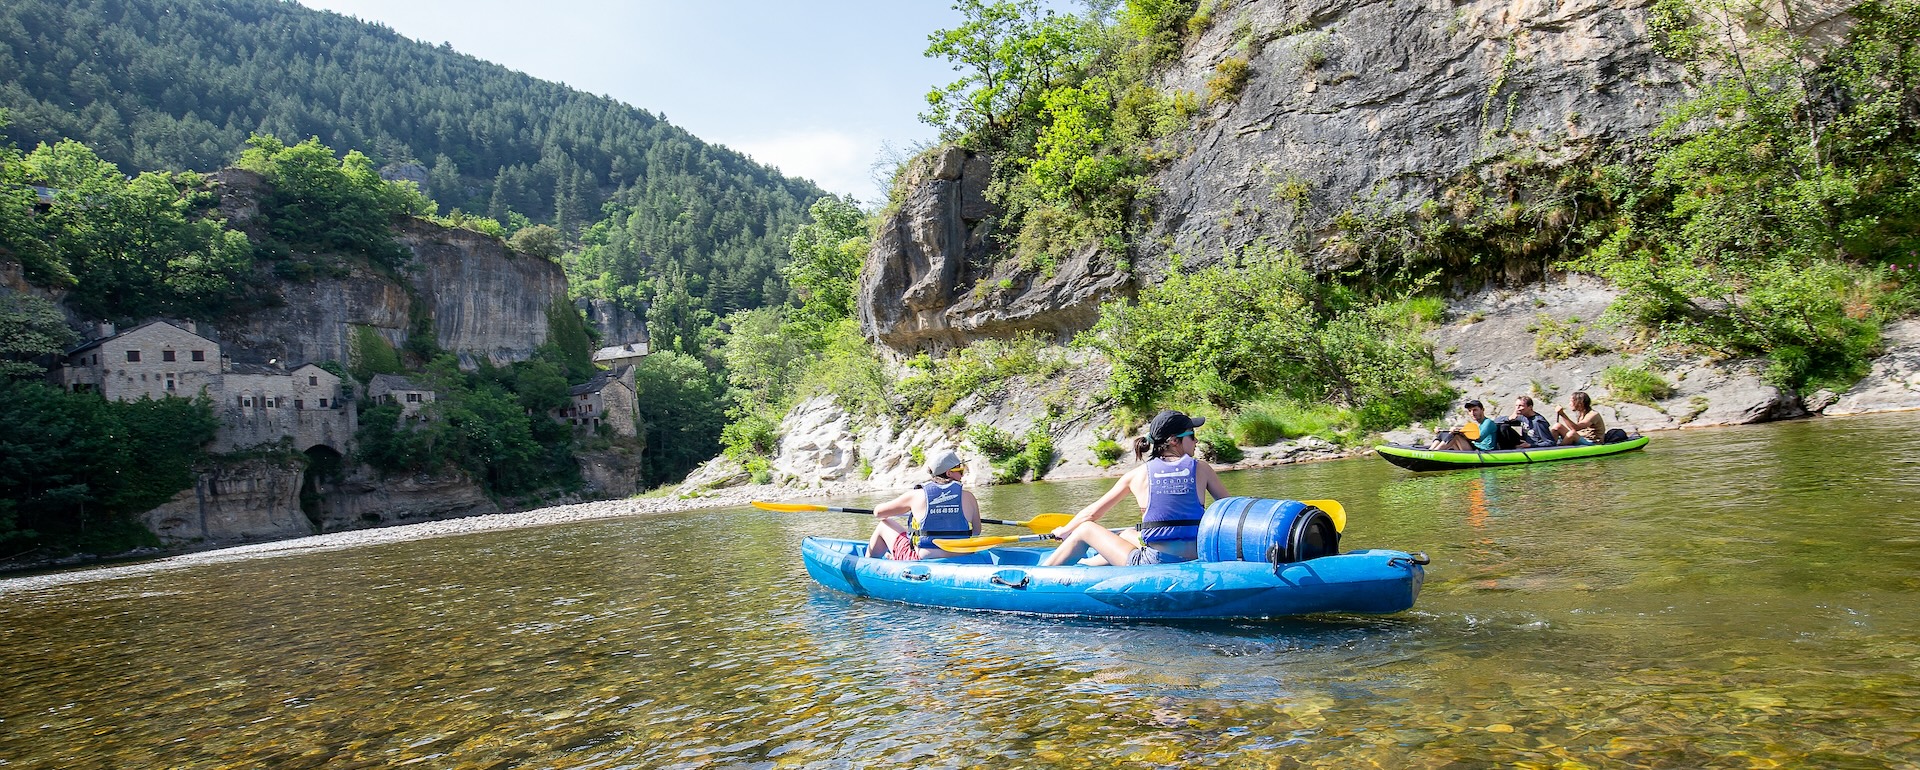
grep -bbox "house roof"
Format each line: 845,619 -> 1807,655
227,362 -> 288,376
568,365 -> 631,396
65,320 -> 214,356
367,373 -> 427,392
591,341 -> 650,363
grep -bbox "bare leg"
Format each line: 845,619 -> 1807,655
867,519 -> 908,558
1041,522 -> 1138,567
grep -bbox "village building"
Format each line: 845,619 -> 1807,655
54,321 -> 355,454
366,374 -> 437,419
555,365 -> 636,436
591,340 -> 650,370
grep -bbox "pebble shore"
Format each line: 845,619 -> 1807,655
0,480 -> 875,594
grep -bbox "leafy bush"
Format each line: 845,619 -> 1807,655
348,325 -> 404,382
1021,426 -> 1057,480
1091,438 -> 1125,467
0,383 -> 215,553
1569,0 -> 1920,392
1082,246 -> 1453,419
1531,314 -> 1595,361
1197,421 -> 1243,463
1207,56 -> 1251,103
1602,364 -> 1676,405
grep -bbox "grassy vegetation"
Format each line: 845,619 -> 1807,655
1601,364 -> 1676,406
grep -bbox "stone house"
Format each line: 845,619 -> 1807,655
57,320 -> 223,401
556,365 -> 636,436
592,340 -> 650,370
366,374 -> 436,419
54,321 -> 354,453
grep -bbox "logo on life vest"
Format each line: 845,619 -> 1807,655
928,491 -> 959,506
1152,469 -> 1192,478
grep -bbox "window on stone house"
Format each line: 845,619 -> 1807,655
162,350 -> 176,362
241,396 -> 251,407
407,393 -> 420,403
319,398 -> 328,408
296,399 -> 304,410
165,375 -> 175,392
192,350 -> 205,362
309,376 -> 318,385
126,350 -> 140,362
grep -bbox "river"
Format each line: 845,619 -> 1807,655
3,412 -> 1918,768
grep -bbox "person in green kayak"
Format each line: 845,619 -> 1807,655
1429,400 -> 1499,451
1040,410 -> 1229,567
1552,391 -> 1607,445
864,449 -> 982,560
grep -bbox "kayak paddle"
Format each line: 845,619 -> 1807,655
933,533 -> 1055,553
751,501 -> 873,515
750,501 -> 1070,534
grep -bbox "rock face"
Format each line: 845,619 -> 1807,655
140,458 -> 312,543
1143,0 -> 1696,273
1823,320 -> 1920,416
208,169 -> 569,369
860,147 -> 1132,352
309,466 -> 499,531
576,297 -> 648,345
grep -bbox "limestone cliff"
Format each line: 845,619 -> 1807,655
208,168 -> 569,369
859,1 -> 1854,353
860,147 -> 1131,352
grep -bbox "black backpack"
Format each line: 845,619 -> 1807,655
1603,428 -> 1629,444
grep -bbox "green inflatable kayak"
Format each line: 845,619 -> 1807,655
1375,436 -> 1650,472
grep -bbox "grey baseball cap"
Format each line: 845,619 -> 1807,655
925,449 -> 965,477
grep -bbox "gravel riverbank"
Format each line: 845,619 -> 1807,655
0,481 -> 874,594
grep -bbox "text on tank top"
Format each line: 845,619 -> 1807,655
1141,455 -> 1205,543
914,480 -> 972,546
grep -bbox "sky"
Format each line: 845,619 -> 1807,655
293,1 -> 973,205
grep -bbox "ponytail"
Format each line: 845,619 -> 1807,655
1132,435 -> 1181,461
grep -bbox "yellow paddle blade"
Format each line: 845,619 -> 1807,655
1459,422 -> 1481,440
1303,499 -> 1347,533
751,501 -> 826,513
1023,513 -> 1073,533
932,534 -> 1036,553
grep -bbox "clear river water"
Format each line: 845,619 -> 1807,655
3,411 -> 1919,768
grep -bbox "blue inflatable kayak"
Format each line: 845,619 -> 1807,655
799,538 -> 1426,620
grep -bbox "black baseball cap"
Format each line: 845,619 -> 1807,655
1463,399 -> 1484,409
1148,410 -> 1206,442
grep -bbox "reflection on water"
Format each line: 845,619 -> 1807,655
4,413 -> 1920,767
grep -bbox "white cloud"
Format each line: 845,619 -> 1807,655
723,130 -> 878,203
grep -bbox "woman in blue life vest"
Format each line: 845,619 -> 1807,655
1040,410 -> 1229,567
864,449 -> 982,560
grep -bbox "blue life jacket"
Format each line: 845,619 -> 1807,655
914,480 -> 972,547
1140,455 -> 1205,544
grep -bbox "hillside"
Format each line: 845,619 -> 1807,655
0,0 -> 825,323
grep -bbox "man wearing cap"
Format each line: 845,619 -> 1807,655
1429,400 -> 1500,451
1040,410 -> 1230,567
864,449 -> 983,560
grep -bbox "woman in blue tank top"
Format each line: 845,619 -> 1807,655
1040,410 -> 1229,567
864,449 -> 982,560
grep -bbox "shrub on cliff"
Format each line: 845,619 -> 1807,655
1570,0 -> 1920,392
237,135 -> 431,268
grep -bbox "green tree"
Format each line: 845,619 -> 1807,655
782,195 -> 868,330
542,297 -> 597,381
236,135 -> 430,266
508,224 -> 565,261
631,351 -> 726,486
923,0 -> 1088,142
20,140 -> 253,320
0,293 -> 77,381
